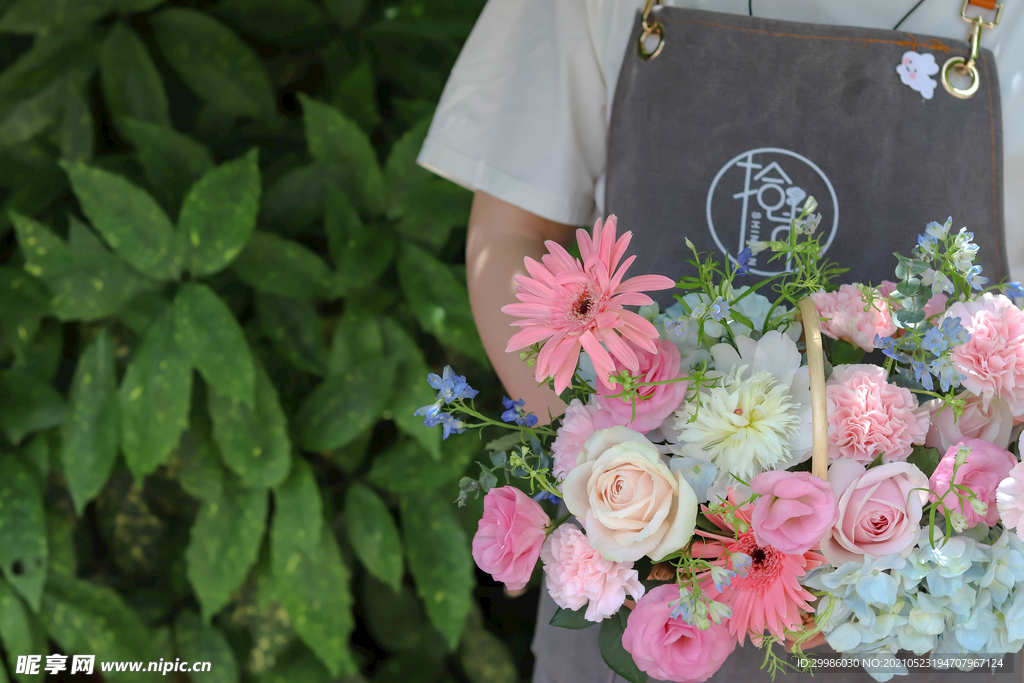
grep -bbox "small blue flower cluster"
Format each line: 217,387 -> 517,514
500,397 -> 538,428
414,366 -> 477,439
875,316 -> 970,392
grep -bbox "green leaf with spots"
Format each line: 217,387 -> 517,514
99,23 -> 170,129
397,242 -> 487,365
0,578 -> 45,683
327,309 -> 383,373
60,329 -> 120,515
460,604 -> 518,683
0,0 -> 114,34
119,308 -> 192,482
181,148 -> 260,277
151,8 -> 276,123
255,293 -> 328,375
380,317 -> 441,459
208,359 -> 291,489
325,189 -> 395,296
0,266 -> 49,362
294,356 -> 396,452
333,60 -> 378,133
401,489 -> 473,649
176,429 -> 224,502
173,283 -> 255,407
41,573 -> 152,679
45,510 -> 77,578
367,437 -> 474,494
0,457 -> 48,611
260,162 -> 355,233
185,476 -> 267,622
232,231 -> 334,300
271,458 -> 321,563
361,576 -> 449,659
299,94 -> 384,214
59,160 -> 183,281
174,609 -> 240,683
122,118 -> 214,212
59,88 -> 94,163
344,483 -> 403,592
0,368 -> 66,446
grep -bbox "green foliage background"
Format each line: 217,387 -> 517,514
0,0 -> 522,681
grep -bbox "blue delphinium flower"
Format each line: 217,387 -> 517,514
875,335 -> 904,362
708,297 -> 731,322
731,552 -> 752,578
911,360 -> 934,391
965,264 -> 988,291
929,356 -> 963,392
414,401 -> 444,426
1003,282 -> 1024,300
428,366 -> 478,404
438,413 -> 466,439
532,491 -> 561,505
501,396 -> 539,427
939,316 -> 970,347
709,565 -> 737,593
735,247 -> 752,276
921,326 -> 948,356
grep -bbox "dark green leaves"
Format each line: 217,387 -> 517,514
908,445 -> 942,478
100,23 -> 170,128
60,160 -> 183,281
550,606 -> 596,630
151,8 -> 276,123
181,148 -> 261,276
255,293 -> 328,375
185,476 -> 267,622
0,578 -> 45,683
401,489 -> 473,649
212,0 -> 326,47
0,0 -> 114,34
174,610 -> 240,683
327,189 -> 396,296
60,330 -> 120,515
173,283 -> 255,407
344,483 -> 403,592
271,459 -> 321,558
0,368 -> 66,445
598,609 -> 648,683
232,231 -> 334,299
121,118 -> 213,211
294,357 -> 396,451
0,458 -> 47,611
119,309 -> 192,481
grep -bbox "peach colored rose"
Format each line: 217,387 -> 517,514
811,284 -> 896,352
472,487 -> 549,590
820,459 -> 930,566
593,338 -> 688,433
552,398 -> 600,479
930,437 -> 1016,527
924,394 -> 1013,452
751,471 -> 839,555
826,364 -> 930,464
563,427 -> 697,562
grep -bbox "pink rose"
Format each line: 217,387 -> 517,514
540,525 -> 645,622
930,437 -> 1016,527
593,338 -> 687,433
810,284 -> 896,352
750,471 -> 839,555
820,459 -> 929,566
552,399 -> 599,479
472,487 -> 550,590
622,584 -> 736,683
924,394 -> 1013,452
997,461 -> 1024,537
826,364 -> 930,464
945,294 -> 1024,418
879,280 -> 948,319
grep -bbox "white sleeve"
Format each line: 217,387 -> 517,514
416,0 -> 608,226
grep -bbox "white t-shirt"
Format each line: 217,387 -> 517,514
417,0 -> 1024,278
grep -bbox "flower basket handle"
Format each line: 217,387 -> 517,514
797,297 -> 829,480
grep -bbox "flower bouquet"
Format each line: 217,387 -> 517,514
416,199 -> 1024,682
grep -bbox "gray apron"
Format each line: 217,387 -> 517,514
532,5 -> 1013,683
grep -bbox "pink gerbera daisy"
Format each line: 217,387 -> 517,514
502,216 -> 675,393
692,492 -> 824,646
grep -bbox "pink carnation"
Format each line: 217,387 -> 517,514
540,525 -> 644,622
997,461 -> 1024,538
622,584 -> 736,683
924,394 -> 1013,452
750,471 -> 838,555
930,437 -> 1016,527
472,487 -> 550,590
810,284 -> 896,352
826,364 -> 930,464
945,293 -> 1024,418
593,338 -> 688,433
552,399 -> 599,478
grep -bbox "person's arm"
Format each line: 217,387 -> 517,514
466,191 -> 578,423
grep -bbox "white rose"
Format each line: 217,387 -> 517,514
563,426 -> 697,562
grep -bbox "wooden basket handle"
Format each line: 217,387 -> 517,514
797,298 -> 829,480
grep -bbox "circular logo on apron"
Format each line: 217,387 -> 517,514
705,148 -> 839,277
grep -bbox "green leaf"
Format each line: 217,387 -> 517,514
122,118 -> 214,212
119,308 -> 192,481
299,94 -> 385,214
12,213 -> 156,322
326,189 -> 395,296
598,609 -> 647,683
208,359 -> 291,489
0,457 -> 47,611
333,60 -> 378,133
361,576 -> 449,658
46,509 -> 77,578
271,526 -> 355,677
0,62 -> 93,147
0,578 -> 45,683
173,282 -> 256,407
549,605 -> 595,630
271,458 -> 322,559
118,290 -> 170,335
0,267 -> 49,362
114,0 -> 165,11
59,88 -> 94,163
14,323 -> 62,383
255,292 -> 328,375
176,429 -> 224,502
211,0 -> 326,47
367,437 -> 474,494
400,489 -> 473,649
185,476 -> 267,622
384,117 -> 431,218
151,8 -> 276,123
21,433 -> 52,481
41,573 -> 152,678
397,242 -> 488,364
324,0 -> 366,28
829,338 -> 865,366
907,445 -> 942,478
0,0 -> 113,34
232,231 -> 334,300
181,148 -> 261,277
260,162 -> 348,233
60,329 -> 120,515
459,605 -> 518,683
174,609 -> 240,683
99,23 -> 170,129
344,483 -> 403,592
328,309 -> 384,373
60,160 -> 183,281
294,357 -> 396,452
380,317 -> 441,459
0,368 -> 66,446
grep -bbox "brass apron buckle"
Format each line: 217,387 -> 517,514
940,0 -> 1003,99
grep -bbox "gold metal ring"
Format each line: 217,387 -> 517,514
637,21 -> 665,60
941,56 -> 980,99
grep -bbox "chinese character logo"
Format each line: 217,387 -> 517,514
705,148 -> 838,277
